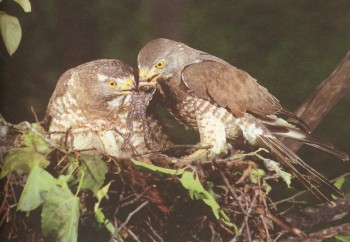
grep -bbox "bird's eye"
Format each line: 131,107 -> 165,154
108,80 -> 118,88
155,60 -> 165,69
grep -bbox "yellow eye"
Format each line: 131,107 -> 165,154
155,60 -> 165,69
108,80 -> 117,88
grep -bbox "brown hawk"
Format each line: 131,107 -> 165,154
46,59 -> 171,158
137,38 -> 348,206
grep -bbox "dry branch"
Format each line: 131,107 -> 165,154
283,51 -> 350,152
284,194 -> 350,229
280,223 -> 350,242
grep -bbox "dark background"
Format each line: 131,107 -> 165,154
1,0 -> 349,178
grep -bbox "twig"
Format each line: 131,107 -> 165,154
260,215 -> 272,242
272,190 -> 306,206
220,171 -> 252,242
30,107 -> 39,123
121,187 -> 153,208
146,217 -> 164,242
115,201 -> 149,234
133,144 -> 213,157
126,229 -> 141,242
265,213 -> 305,238
220,171 -> 247,216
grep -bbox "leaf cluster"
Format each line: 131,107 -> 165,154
1,123 -> 109,242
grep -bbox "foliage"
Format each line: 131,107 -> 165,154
0,123 -> 108,241
1,123 -> 349,241
0,123 -> 270,241
132,159 -> 238,232
0,0 -> 31,55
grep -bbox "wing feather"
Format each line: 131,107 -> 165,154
181,60 -> 282,118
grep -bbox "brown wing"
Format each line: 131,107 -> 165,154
181,60 -> 282,118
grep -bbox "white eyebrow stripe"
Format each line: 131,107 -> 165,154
98,74 -> 109,82
98,74 -> 127,84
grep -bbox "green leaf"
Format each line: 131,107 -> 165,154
94,182 -> 114,234
95,208 -> 115,235
180,171 -> 239,233
22,123 -> 52,155
180,171 -> 221,219
334,176 -> 345,190
263,159 -> 291,187
0,11 -> 22,56
77,155 -> 108,195
42,184 -> 80,242
18,165 -> 57,211
95,181 -> 112,210
131,159 -> 185,175
0,147 -> 50,178
206,181 -> 221,200
250,168 -> 266,184
14,0 -> 32,12
131,160 -> 238,232
336,235 -> 350,242
332,176 -> 345,200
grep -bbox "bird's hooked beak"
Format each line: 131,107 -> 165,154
138,68 -> 160,91
119,77 -> 137,94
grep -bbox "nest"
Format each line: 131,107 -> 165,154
1,121 -> 347,242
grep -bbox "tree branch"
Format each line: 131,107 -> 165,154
284,194 -> 350,229
283,51 -> 350,152
280,223 -> 350,242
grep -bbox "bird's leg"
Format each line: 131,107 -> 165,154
180,113 -> 228,162
114,128 -> 138,155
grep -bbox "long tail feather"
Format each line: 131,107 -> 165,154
264,124 -> 349,161
259,135 -> 344,207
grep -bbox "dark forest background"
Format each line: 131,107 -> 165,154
1,0 -> 349,178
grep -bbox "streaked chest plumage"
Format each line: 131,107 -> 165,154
166,93 -> 240,140
48,91 -> 170,157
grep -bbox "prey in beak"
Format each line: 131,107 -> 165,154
138,69 -> 160,92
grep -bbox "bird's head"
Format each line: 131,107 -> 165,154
94,72 -> 136,96
66,60 -> 137,110
137,38 -> 191,90
78,60 -> 136,94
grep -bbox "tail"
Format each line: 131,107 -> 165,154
259,135 -> 344,207
276,109 -> 311,133
264,124 -> 349,161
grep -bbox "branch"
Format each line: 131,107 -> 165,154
280,223 -> 350,242
283,51 -> 350,152
284,194 -> 350,229
115,201 -> 149,234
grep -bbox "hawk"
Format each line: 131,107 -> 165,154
46,59 -> 171,158
137,38 -> 348,206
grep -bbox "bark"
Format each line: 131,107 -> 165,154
283,51 -> 350,152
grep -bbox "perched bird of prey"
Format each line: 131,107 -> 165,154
46,59 -> 171,158
137,38 -> 348,206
